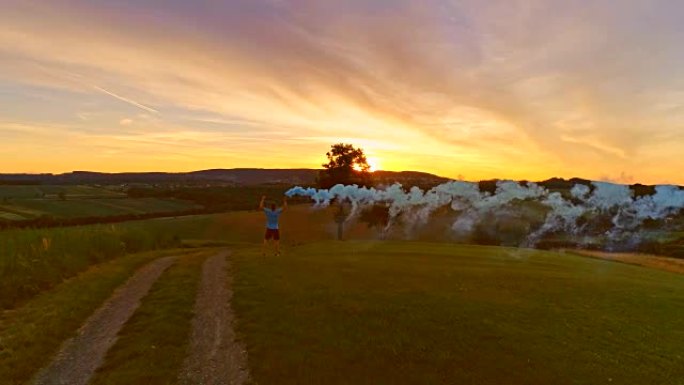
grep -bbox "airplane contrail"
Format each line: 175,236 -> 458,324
92,85 -> 159,114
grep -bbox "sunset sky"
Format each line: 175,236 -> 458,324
2,1 -> 684,184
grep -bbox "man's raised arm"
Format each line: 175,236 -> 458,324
259,195 -> 266,210
282,196 -> 288,211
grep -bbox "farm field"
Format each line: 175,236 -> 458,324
0,184 -> 203,221
0,197 -> 200,220
0,184 -> 296,223
0,185 -> 124,199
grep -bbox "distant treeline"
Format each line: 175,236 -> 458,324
0,169 -> 319,185
0,180 -> 42,185
482,178 -> 660,197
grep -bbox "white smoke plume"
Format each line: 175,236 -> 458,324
286,180 -> 684,249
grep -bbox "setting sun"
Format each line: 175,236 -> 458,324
366,157 -> 380,172
352,156 -> 380,172
352,157 -> 380,172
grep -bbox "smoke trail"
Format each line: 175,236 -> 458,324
286,180 -> 684,249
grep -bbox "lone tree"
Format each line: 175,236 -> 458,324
318,143 -> 373,240
318,143 -> 372,189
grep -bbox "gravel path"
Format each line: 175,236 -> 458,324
31,256 -> 176,385
179,251 -> 249,385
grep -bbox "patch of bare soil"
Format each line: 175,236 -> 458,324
179,251 -> 249,385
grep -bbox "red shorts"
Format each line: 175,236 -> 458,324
264,228 -> 280,240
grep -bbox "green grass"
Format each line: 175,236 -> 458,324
91,250 -> 211,385
0,222 -> 183,309
0,249 -> 189,385
0,205 -> 305,309
232,241 -> 684,385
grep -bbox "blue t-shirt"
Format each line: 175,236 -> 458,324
264,208 -> 282,229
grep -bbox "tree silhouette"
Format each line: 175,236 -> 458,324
318,143 -> 372,189
318,143 -> 373,240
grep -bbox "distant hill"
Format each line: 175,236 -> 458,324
1,170 -> 677,192
371,171 -> 449,188
0,169 -> 448,187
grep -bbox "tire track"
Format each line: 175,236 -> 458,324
31,256 -> 176,385
179,251 -> 249,385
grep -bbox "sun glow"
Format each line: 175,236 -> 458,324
366,157 -> 380,172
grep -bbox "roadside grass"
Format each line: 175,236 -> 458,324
91,250 -> 212,385
232,241 -> 684,385
0,223 -> 181,309
0,249 -> 190,385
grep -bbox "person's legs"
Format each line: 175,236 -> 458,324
263,228 -> 272,256
274,240 -> 280,256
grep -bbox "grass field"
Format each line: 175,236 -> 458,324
1,207 -> 683,384
232,241 -> 684,385
90,251 -> 210,385
0,221 -> 182,308
0,249 -> 190,385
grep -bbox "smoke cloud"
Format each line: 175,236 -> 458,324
286,180 -> 684,249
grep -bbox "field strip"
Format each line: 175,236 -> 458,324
31,256 -> 177,385
568,249 -> 684,274
85,199 -> 144,214
179,251 -> 250,385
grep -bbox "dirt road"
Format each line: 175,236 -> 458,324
32,256 -> 176,385
179,251 -> 250,385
